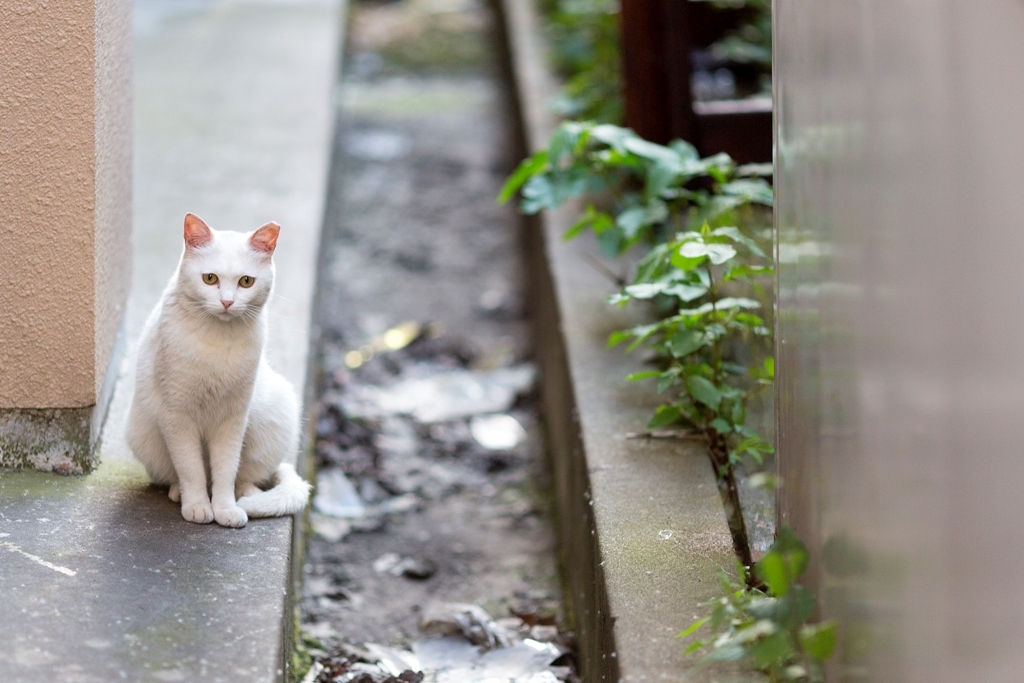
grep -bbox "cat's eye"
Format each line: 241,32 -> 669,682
238,275 -> 255,288
202,273 -> 218,285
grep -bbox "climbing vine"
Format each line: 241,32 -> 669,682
501,120 -> 773,572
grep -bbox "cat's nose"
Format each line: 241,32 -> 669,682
220,300 -> 234,310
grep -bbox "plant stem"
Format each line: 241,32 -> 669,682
705,261 -> 721,384
706,427 -> 756,586
700,260 -> 757,583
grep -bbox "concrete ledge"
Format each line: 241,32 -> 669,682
0,462 -> 294,682
0,1 -> 340,681
497,1 -> 741,681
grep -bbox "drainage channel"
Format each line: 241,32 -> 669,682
298,1 -> 574,681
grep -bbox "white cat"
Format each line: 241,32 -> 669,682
127,213 -> 311,528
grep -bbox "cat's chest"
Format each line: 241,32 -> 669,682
157,327 -> 260,400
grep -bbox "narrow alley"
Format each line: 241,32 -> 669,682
298,1 -> 573,680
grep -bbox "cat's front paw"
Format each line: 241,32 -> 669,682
214,505 -> 248,528
168,482 -> 181,503
181,501 -> 215,524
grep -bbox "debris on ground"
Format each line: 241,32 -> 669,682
470,414 -> 527,451
304,602 -> 574,683
309,330 -> 541,536
315,469 -> 367,518
337,364 -> 536,423
302,328 -> 574,677
372,552 -> 437,580
301,0 -> 571,674
419,602 -> 513,648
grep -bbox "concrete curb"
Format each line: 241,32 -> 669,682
496,1 -> 742,681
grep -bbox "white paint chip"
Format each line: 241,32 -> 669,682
0,541 -> 77,576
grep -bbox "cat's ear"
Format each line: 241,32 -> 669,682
249,222 -> 280,255
183,213 -> 213,249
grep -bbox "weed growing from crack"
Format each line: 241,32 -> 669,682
680,527 -> 837,682
501,120 -> 773,574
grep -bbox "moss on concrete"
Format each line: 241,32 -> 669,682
0,459 -> 149,502
0,407 -> 94,474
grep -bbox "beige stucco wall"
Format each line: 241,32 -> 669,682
0,0 -> 132,409
94,0 -> 134,400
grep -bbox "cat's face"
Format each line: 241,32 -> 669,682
176,213 -> 278,322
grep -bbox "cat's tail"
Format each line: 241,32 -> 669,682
237,463 -> 312,518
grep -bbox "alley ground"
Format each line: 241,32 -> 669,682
299,0 -> 572,676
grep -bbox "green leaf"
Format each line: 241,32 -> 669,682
678,616 -> 710,638
622,282 -> 666,299
735,436 -> 774,455
706,243 -> 738,265
756,553 -> 790,598
634,244 -> 672,282
755,526 -> 810,597
519,174 -> 553,214
648,404 -> 682,428
499,151 -> 549,203
705,644 -> 748,662
623,135 -> 679,165
734,313 -> 765,328
616,201 -> 669,239
731,401 -> 745,425
589,123 -> 632,152
616,207 -> 647,238
625,322 -> 662,351
684,640 -> 705,655
721,178 -> 774,206
657,367 -> 682,393
680,241 -> 737,265
746,596 -> 780,620
710,418 -> 731,433
607,330 -> 633,348
723,262 -> 772,282
564,205 -> 613,240
764,357 -> 775,379
626,370 -> 661,381
670,246 -> 707,272
676,302 -> 716,317
800,622 -> 837,661
670,329 -> 705,357
548,122 -> 582,165
714,297 -> 761,311
750,631 -> 795,669
645,162 -> 678,202
597,225 -> 625,256
711,226 -> 766,257
784,586 -> 817,628
736,162 -> 773,177
670,139 -> 700,162
663,283 -> 708,302
686,376 -> 722,410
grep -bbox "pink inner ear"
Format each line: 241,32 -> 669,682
250,222 -> 280,254
184,213 -> 213,249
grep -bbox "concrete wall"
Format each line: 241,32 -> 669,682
0,0 -> 132,471
775,1 -> 1024,680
